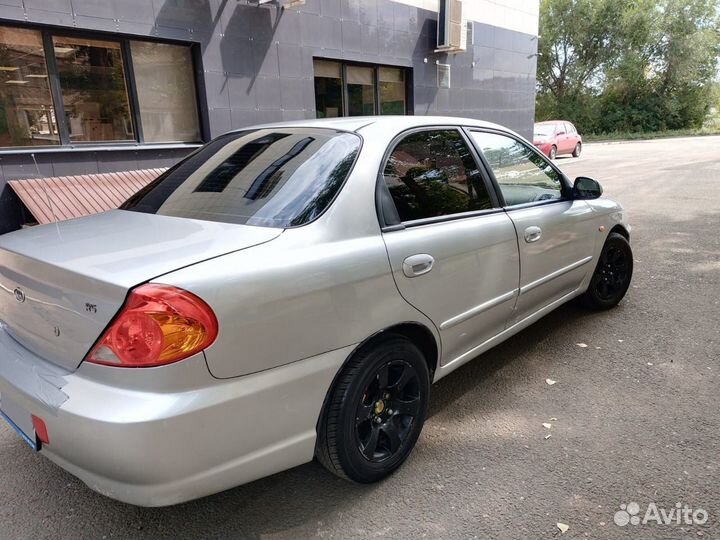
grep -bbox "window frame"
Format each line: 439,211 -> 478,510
464,127 -> 574,210
314,57 -> 412,118
375,125 -> 503,232
0,21 -> 207,152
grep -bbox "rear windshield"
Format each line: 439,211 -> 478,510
122,128 -> 361,228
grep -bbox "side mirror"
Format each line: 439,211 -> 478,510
573,176 -> 603,199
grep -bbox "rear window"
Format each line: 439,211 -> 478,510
122,128 -> 361,228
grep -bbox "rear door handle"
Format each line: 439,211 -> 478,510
402,254 -> 434,278
524,226 -> 542,243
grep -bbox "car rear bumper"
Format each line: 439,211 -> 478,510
0,323 -> 351,506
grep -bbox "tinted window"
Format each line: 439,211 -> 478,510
382,129 -> 492,222
123,128 -> 360,227
470,131 -> 564,206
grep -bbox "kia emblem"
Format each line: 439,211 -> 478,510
13,287 -> 25,303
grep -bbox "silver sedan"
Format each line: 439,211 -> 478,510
0,116 -> 632,506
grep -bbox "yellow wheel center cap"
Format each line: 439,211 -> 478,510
374,400 -> 385,414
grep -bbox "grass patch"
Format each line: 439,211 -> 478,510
584,121 -> 720,142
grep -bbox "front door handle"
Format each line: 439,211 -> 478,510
524,226 -> 542,243
402,254 -> 434,278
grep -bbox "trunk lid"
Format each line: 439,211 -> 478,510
0,210 -> 281,371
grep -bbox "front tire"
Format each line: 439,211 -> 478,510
572,142 -> 582,157
549,145 -> 557,159
582,232 -> 633,310
316,336 -> 430,483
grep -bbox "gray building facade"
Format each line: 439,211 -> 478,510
0,0 -> 539,234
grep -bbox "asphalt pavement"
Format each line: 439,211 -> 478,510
1,136 -> 719,539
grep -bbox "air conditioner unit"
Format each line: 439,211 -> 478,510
436,0 -> 467,52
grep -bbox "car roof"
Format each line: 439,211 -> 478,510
535,120 -> 572,126
230,115 -> 509,134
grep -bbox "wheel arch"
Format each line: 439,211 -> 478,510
315,322 -> 439,431
609,224 -> 630,241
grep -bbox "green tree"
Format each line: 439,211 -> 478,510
536,0 -> 720,134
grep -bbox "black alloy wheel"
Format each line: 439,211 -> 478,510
355,360 -> 421,462
316,335 -> 430,483
583,232 -> 633,309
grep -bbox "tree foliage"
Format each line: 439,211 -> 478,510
536,0 -> 720,133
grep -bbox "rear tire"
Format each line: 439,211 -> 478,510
316,335 -> 430,483
582,232 -> 633,310
549,145 -> 557,159
572,142 -> 582,157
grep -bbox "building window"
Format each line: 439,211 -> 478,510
379,67 -> 406,115
53,36 -> 134,143
313,59 -> 409,118
130,41 -> 200,143
0,23 -> 202,149
346,65 -> 375,116
314,60 -> 343,118
0,27 -> 58,146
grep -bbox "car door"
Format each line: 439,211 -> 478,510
467,129 -> 597,325
568,123 -> 580,149
378,128 -> 520,365
556,122 -> 570,154
563,122 -> 576,151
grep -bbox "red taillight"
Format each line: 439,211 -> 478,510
86,284 -> 218,368
32,415 -> 49,445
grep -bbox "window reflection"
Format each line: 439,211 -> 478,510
0,27 -> 58,146
123,128 -> 361,228
383,130 -> 492,222
53,36 -> 134,142
131,41 -> 200,143
470,132 -> 563,206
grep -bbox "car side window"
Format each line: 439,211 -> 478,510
470,131 -> 564,207
382,129 -> 493,222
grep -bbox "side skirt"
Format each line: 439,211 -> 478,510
434,287 -> 583,382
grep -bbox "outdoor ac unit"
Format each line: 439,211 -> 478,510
436,0 -> 467,52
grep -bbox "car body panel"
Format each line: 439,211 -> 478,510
160,227 -> 436,379
0,319 -> 354,506
0,211 -> 280,371
381,212 -> 519,365
0,116 -> 629,506
156,124 -> 439,379
505,200 -> 597,323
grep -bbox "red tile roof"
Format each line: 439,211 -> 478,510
7,168 -> 167,225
